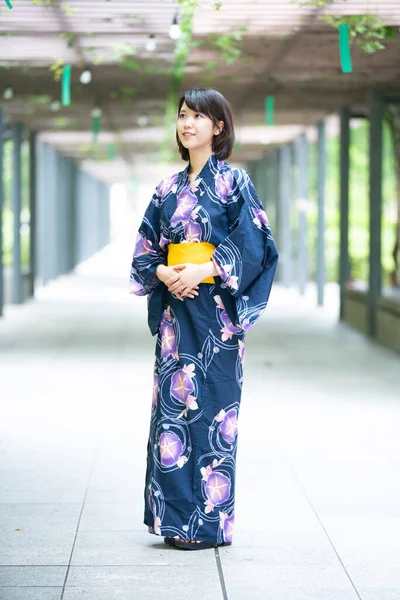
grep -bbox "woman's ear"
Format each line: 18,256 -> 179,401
214,121 -> 224,135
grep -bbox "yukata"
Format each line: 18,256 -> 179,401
129,151 -> 278,544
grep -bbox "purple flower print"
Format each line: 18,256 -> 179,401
238,339 -> 245,365
184,220 -> 202,242
159,233 -> 170,251
217,408 -> 238,443
129,277 -> 145,295
241,318 -> 255,332
219,511 -> 234,543
170,364 -> 194,402
205,472 -> 231,507
151,500 -> 162,535
220,310 -> 242,340
191,205 -> 201,220
214,295 -> 241,340
156,173 -> 179,198
153,515 -> 161,534
200,458 -> 230,513
215,171 -> 233,204
152,367 -> 159,408
170,188 -> 198,225
170,363 -> 199,418
211,257 -> 239,291
252,207 -> 270,230
200,457 -> 226,483
159,431 -> 188,468
134,232 -> 158,256
217,159 -> 225,170
160,309 -> 178,359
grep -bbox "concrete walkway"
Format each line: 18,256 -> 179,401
0,242 -> 399,600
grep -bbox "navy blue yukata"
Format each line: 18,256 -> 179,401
129,152 -> 278,544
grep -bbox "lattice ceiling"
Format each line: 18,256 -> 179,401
0,0 -> 400,182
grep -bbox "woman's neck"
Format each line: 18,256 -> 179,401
188,148 -> 213,176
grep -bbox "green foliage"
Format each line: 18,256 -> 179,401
27,94 -> 52,105
306,120 -> 398,284
54,117 -> 72,129
160,1 -> 196,163
49,58 -> 64,81
114,43 -> 136,60
31,0 -> 55,5
120,86 -> 136,97
214,31 -> 243,64
60,32 -> 77,47
297,0 -> 397,53
60,4 -> 79,16
177,0 -> 199,8
2,141 -> 30,268
173,4 -> 196,81
296,0 -> 332,6
205,60 -> 218,72
119,59 -> 140,71
322,13 -> 396,53
114,43 -> 141,71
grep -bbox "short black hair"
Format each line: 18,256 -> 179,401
176,88 -> 235,162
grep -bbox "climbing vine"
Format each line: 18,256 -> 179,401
297,0 -> 397,53
323,14 -> 396,54
49,58 -> 64,81
160,0 -> 196,163
31,0 -> 55,5
213,29 -> 246,64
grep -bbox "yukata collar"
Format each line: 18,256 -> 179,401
181,152 -> 222,188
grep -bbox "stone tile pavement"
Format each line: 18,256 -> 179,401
0,241 -> 399,600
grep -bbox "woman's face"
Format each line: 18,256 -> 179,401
177,101 -> 223,153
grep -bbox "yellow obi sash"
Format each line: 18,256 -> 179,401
167,241 -> 216,284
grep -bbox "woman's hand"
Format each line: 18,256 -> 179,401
166,263 -> 204,300
156,265 -> 199,301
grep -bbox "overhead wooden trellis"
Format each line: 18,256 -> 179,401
0,0 -> 399,175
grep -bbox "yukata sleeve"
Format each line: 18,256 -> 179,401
211,168 -> 278,331
129,184 -> 167,296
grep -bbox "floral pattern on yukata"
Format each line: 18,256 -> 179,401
129,152 -> 278,543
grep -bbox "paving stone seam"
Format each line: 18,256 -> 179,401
60,450 -> 98,600
287,461 -> 364,600
214,547 -> 229,600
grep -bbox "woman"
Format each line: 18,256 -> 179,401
129,88 -> 278,550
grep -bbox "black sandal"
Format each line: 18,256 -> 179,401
164,537 -> 176,546
174,540 -> 231,550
